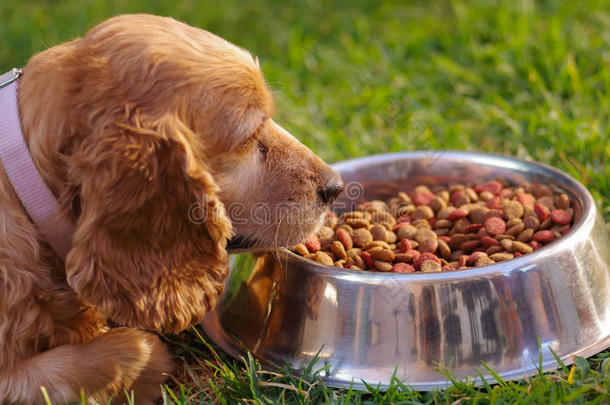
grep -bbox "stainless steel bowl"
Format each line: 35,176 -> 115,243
202,151 -> 610,390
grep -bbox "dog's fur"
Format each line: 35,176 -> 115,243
0,14 -> 341,404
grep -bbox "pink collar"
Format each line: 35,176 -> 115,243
0,68 -> 73,260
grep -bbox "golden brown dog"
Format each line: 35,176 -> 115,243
0,14 -> 342,404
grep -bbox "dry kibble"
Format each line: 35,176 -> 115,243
411,205 -> 435,220
336,228 -> 353,250
415,228 -> 439,253
374,260 -> 394,272
517,228 -> 534,242
293,243 -> 309,256
370,225 -> 388,242
314,251 -> 334,266
293,179 -> 574,272
352,228 -> 373,248
368,246 -> 395,262
502,200 -> 524,220
331,241 -> 347,260
396,224 -> 418,240
421,260 -> 442,273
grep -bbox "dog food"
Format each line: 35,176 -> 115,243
292,180 -> 575,272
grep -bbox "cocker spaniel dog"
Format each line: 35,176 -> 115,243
0,14 -> 342,404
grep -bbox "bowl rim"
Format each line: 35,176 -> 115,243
276,150 -> 597,282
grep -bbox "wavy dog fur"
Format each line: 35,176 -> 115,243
0,14 -> 341,404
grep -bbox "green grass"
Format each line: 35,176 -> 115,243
2,0 -> 609,403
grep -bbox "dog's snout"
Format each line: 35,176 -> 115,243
318,173 -> 344,205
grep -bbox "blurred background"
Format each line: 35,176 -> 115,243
1,0 -> 608,220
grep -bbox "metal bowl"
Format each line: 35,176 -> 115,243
202,151 -> 610,390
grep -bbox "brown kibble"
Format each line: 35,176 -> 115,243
411,205 -> 435,220
416,228 -> 439,253
352,255 -> 366,269
500,238 -> 513,251
370,224 -> 388,242
437,207 -> 453,219
334,260 -> 345,268
517,228 -> 534,242
346,248 -> 362,257
336,228 -> 354,250
314,251 -> 334,266
536,196 -> 555,209
346,217 -> 369,228
350,265 -> 362,270
395,251 -> 419,263
449,233 -> 470,249
523,215 -> 540,230
293,243 -> 309,256
429,196 -> 447,212
374,260 -> 394,272
368,246 -> 396,262
331,241 -> 347,260
490,252 -> 514,262
506,222 -> 525,236
363,241 -> 392,250
438,239 -> 452,260
469,207 -> 490,224
502,200 -> 524,220
386,230 -> 397,243
352,228 -> 373,248
475,255 -> 495,267
396,224 -> 418,240
434,219 -> 453,229
421,260 -> 442,273
485,245 -> 504,255
556,193 -> 571,210
511,240 -> 534,254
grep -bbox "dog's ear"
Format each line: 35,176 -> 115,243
65,112 -> 233,333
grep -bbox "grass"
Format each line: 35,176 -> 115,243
2,0 -> 609,403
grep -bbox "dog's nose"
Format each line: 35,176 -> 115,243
318,174 -> 344,205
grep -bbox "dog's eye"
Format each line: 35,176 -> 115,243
258,141 -> 268,156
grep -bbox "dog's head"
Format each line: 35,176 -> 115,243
24,14 -> 341,332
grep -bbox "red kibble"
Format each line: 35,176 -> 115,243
461,239 -> 482,253
361,251 -> 374,269
481,235 -> 500,247
517,193 -> 535,209
481,181 -> 503,195
448,209 -> 469,220
558,225 -> 571,235
484,217 -> 506,235
414,252 -> 440,271
500,188 -> 514,199
486,196 -> 503,210
478,227 -> 490,238
529,241 -> 542,250
533,230 -> 554,243
550,209 -> 573,225
305,237 -> 320,252
393,263 -> 415,273
442,264 -> 455,271
450,190 -> 465,206
514,252 -> 523,257
429,218 -> 438,227
458,255 -> 469,268
397,216 -> 411,224
467,251 -> 486,265
399,239 -> 412,253
439,235 -> 451,243
413,191 -> 436,206
465,224 -> 483,233
534,203 -> 549,222
336,228 -> 353,250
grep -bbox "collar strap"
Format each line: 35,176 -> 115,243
0,68 -> 73,260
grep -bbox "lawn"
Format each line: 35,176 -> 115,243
2,0 -> 610,403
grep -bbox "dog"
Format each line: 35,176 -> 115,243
0,14 -> 342,404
